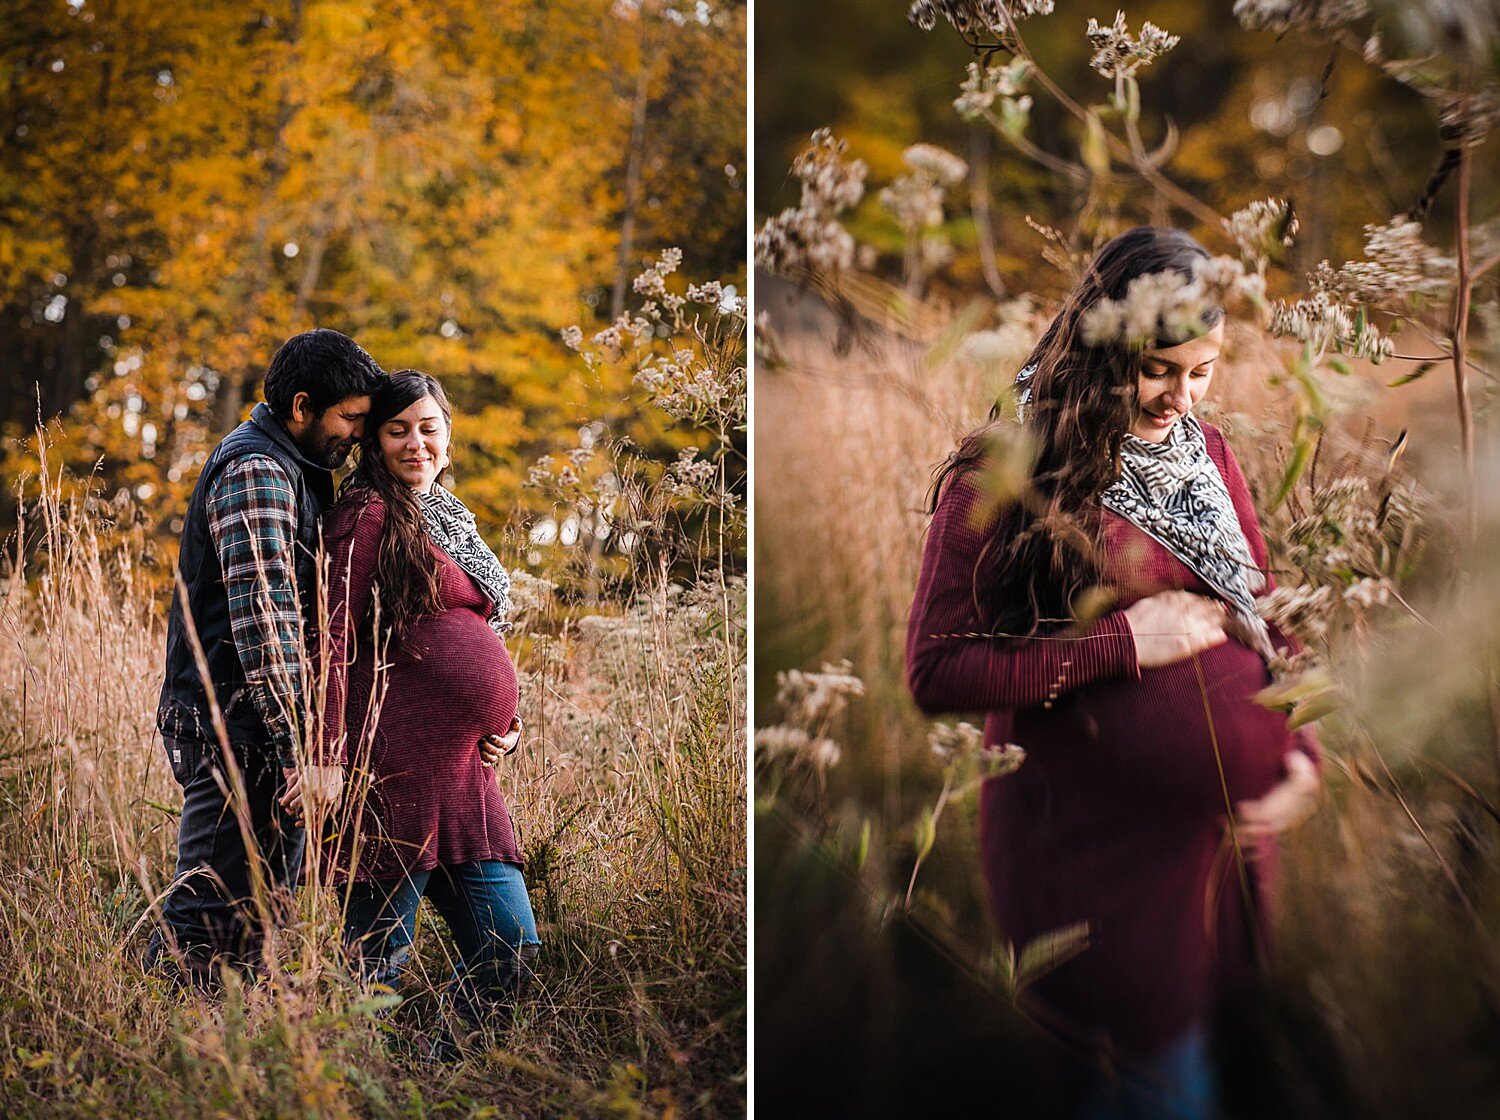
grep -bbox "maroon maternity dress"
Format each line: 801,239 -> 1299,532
319,493 -> 523,883
906,420 -> 1319,1063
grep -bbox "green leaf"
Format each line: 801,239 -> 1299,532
1388,360 -> 1437,387
1081,109 -> 1111,179
1270,435 -> 1314,510
854,818 -> 871,871
347,993 -> 403,1017
1327,357 -> 1351,375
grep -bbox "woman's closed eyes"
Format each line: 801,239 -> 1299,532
1141,362 -> 1215,380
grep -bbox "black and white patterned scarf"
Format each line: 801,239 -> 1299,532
416,482 -> 513,635
1014,365 -> 1275,661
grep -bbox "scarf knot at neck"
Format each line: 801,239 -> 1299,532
1103,416 -> 1275,661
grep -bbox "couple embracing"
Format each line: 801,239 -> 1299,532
147,329 -> 538,1046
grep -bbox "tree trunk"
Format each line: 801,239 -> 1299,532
43,223 -> 99,419
610,49 -> 652,321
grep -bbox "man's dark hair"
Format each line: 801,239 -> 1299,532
262,329 -> 385,419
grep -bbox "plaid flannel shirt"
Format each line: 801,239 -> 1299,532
206,454 -> 305,765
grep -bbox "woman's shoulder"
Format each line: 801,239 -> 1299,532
1193,416 -> 1235,470
326,488 -> 388,540
1195,416 -> 1227,448
928,460 -> 1020,547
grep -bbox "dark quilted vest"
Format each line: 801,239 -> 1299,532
156,403 -> 335,750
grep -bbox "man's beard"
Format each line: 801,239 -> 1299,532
302,433 -> 356,470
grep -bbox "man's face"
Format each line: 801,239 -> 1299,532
297,396 -> 371,468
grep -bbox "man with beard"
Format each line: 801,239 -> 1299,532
147,329 -> 384,988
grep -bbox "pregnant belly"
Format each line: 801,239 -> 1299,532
1027,638 -> 1292,813
379,610 -> 520,756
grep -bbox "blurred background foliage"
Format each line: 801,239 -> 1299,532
758,0 -> 1495,304
0,0 -> 746,585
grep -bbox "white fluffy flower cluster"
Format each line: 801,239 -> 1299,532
1309,217 -> 1456,306
1233,0 -> 1368,33
1343,577 -> 1392,609
775,659 -> 866,727
754,726 -> 843,770
879,144 -> 968,234
1086,11 -> 1180,79
1268,290 -> 1394,362
1080,256 -> 1264,347
953,58 -> 1033,125
634,346 -> 746,427
957,321 -> 1033,368
908,0 -> 1055,35
662,446 -> 720,501
1225,198 -> 1298,267
927,720 -> 984,763
632,246 -> 684,300
755,129 -> 867,275
1257,583 -> 1335,641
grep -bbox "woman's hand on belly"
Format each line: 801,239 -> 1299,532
1233,750 -> 1320,843
1124,590 -> 1230,668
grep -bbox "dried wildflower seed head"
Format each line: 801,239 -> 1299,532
908,0 -> 1055,36
1310,217 -> 1455,306
755,129 -> 867,276
1080,255 -> 1258,347
1343,577 -> 1392,609
928,720 -> 985,762
879,145 -> 968,234
793,128 -> 868,215
903,143 -> 969,185
1269,290 -> 1394,361
1233,0 -> 1368,33
984,742 -> 1027,778
954,59 -> 1033,121
775,659 -> 866,727
1225,198 -> 1298,267
1086,11 -> 1180,79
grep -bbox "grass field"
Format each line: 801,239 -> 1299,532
0,445 -> 746,1119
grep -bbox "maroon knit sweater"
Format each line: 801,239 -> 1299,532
906,421 -> 1319,1061
319,493 -> 522,882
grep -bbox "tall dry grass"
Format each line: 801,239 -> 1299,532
0,429 -> 745,1117
755,291 -> 1500,1118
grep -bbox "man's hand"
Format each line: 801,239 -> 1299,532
1234,750 -> 1320,845
278,763 -> 346,824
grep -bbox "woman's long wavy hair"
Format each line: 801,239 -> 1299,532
339,369 -> 452,656
928,226 -> 1222,635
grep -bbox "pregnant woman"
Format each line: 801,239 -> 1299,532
906,227 -> 1321,1117
306,368 -> 539,1051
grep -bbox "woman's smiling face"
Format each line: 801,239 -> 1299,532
379,393 -> 450,493
1131,320 -> 1223,443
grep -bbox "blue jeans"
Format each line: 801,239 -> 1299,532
1079,1026 -> 1221,1120
342,860 -> 540,1024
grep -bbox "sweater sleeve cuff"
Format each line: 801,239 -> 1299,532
1084,609 -> 1140,682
